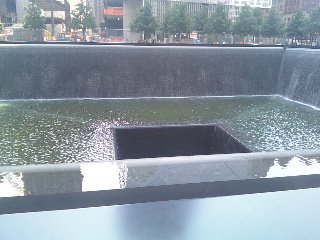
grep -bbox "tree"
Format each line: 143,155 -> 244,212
205,5 -> 231,35
252,8 -> 263,40
163,3 -> 191,41
131,2 -> 158,40
71,0 -> 95,37
306,7 -> 320,44
23,2 -> 46,30
233,6 -> 257,42
192,8 -> 208,33
286,10 -> 307,43
261,8 -> 284,44
0,22 -> 4,31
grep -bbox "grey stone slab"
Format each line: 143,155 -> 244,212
126,160 -> 240,188
1,149 -> 320,198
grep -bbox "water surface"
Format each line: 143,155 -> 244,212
0,96 -> 319,166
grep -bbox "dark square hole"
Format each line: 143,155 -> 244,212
113,124 -> 251,160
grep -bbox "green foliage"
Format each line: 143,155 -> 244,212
163,3 -> 191,36
252,8 -> 263,37
205,5 -> 231,34
23,2 -> 46,30
131,2 -> 158,36
286,10 -> 307,40
261,8 -> 284,42
233,6 -> 257,37
0,22 -> 4,31
71,0 -> 96,35
192,8 -> 208,32
306,7 -> 320,38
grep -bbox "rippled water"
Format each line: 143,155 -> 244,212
0,96 -> 319,166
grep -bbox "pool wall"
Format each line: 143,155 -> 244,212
0,45 -> 283,99
1,45 -> 320,107
1,45 -> 320,214
277,48 -> 320,108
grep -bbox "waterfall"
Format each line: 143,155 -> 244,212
277,48 -> 320,108
0,45 -> 283,99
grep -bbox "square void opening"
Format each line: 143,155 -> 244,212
113,124 -> 251,160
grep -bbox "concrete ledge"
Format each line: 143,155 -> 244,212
0,149 -> 319,199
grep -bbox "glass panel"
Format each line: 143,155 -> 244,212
1,187 -> 320,240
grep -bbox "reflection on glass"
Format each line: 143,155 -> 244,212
80,161 -> 128,191
0,172 -> 26,197
266,155 -> 320,178
115,199 -> 195,240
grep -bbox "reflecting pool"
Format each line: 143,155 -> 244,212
0,96 -> 319,166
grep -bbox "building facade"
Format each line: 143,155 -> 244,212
86,0 -> 105,29
15,0 -> 71,36
36,0 -> 68,36
283,0 -> 320,24
102,0 -> 272,41
0,0 -> 17,26
146,0 -> 271,22
272,0 -> 320,25
15,0 -> 28,23
104,0 -> 124,39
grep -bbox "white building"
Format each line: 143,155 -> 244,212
15,0 -> 69,37
86,0 -> 105,30
145,0 -> 271,22
15,0 -> 28,23
103,0 -> 272,41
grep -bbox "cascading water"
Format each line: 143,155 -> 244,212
0,45 -> 320,166
277,48 -> 320,108
0,45 -> 283,99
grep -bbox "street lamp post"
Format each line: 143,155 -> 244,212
51,0 -> 55,39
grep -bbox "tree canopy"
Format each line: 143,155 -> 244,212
205,5 -> 231,34
71,0 -> 96,36
306,7 -> 320,41
233,6 -> 257,37
261,8 -> 284,43
192,8 -> 208,32
131,2 -> 158,38
286,10 -> 307,41
252,8 -> 263,38
163,3 -> 191,39
23,2 -> 46,30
